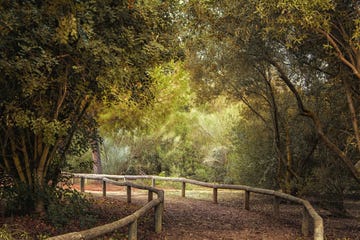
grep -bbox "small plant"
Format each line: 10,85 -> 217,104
0,224 -> 31,240
0,225 -> 13,240
1,181 -> 38,215
45,186 -> 98,229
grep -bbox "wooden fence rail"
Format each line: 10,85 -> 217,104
47,176 -> 164,240
54,173 -> 324,240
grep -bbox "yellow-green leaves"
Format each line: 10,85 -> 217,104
353,18 -> 360,50
10,109 -> 32,128
257,0 -> 335,46
55,14 -> 78,44
2,106 -> 69,146
32,118 -> 69,145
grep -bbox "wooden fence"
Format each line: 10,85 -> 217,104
49,173 -> 324,240
47,176 -> 164,240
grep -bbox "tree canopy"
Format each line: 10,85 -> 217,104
182,0 -> 360,189
0,0 -> 179,213
1,0 -> 359,218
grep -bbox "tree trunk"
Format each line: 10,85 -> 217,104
90,131 -> 102,174
270,59 -> 360,184
285,123 -> 293,193
343,78 -> 360,152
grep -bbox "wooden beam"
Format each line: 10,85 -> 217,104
154,202 -> 164,233
181,182 -> 186,198
80,177 -> 85,193
127,186 -> 132,204
213,188 -> 218,204
102,180 -> 106,197
128,220 -> 137,240
244,190 -> 250,210
273,196 -> 280,218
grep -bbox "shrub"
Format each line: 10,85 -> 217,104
0,224 -> 31,240
43,180 -> 98,229
0,177 -> 97,230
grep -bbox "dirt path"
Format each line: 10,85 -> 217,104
146,194 -> 303,240
79,183 -> 306,240
76,183 -> 359,240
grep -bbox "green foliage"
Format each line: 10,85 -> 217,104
86,93 -> 242,184
181,0 -> 360,197
1,182 -> 38,215
0,225 -> 31,240
228,112 -> 277,188
0,176 -> 96,228
101,136 -> 131,175
45,187 -> 97,229
0,0 -> 182,216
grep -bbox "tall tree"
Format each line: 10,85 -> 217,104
0,0 -> 179,214
182,0 -> 360,186
256,0 -> 360,183
182,0 -> 303,191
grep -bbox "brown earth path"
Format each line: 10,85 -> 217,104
74,182 -> 359,240
146,193 -> 304,240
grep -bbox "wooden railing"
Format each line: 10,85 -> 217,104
50,173 -> 324,240
47,175 -> 164,240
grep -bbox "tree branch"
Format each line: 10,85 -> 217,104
269,58 -> 360,183
318,29 -> 360,80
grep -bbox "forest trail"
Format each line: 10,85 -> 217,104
79,183 -> 307,240
75,182 -> 359,240
145,192 -> 303,240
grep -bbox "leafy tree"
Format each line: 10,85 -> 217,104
255,0 -> 360,183
0,0 -> 179,214
182,0 -> 304,191
181,0 -> 360,193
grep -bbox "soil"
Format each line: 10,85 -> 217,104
1,182 -> 359,240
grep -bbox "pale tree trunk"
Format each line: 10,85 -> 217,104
343,78 -> 360,171
90,131 -> 102,174
319,29 -> 360,173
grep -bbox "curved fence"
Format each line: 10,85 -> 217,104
47,176 -> 164,240
48,173 -> 324,240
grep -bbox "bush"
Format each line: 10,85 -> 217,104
0,177 -> 97,230
1,182 -> 37,216
45,187 -> 97,229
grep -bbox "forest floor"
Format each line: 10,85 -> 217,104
1,181 -> 359,239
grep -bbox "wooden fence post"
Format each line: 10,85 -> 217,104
154,202 -> 164,233
273,196 -> 280,218
213,187 -> 218,204
181,182 -> 186,198
128,220 -> 138,240
151,178 -> 156,187
80,177 -> 85,193
302,206 -> 310,237
148,190 -> 153,202
102,180 -> 106,197
244,190 -> 250,210
127,186 -> 132,203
